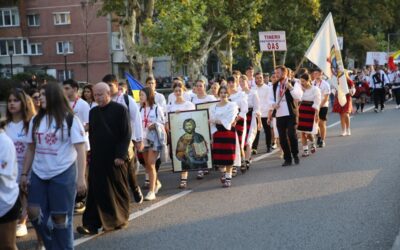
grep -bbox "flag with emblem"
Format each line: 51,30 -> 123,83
125,72 -> 144,102
305,12 -> 349,106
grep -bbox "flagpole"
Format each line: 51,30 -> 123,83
293,56 -> 307,76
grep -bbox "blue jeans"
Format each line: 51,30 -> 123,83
28,164 -> 77,250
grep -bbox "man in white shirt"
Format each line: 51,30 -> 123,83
391,65 -> 400,108
63,79 -> 91,213
246,66 -> 256,89
312,69 -> 330,148
252,72 -> 273,153
102,74 -> 144,203
63,79 -> 90,132
371,66 -> 389,112
268,65 -> 303,166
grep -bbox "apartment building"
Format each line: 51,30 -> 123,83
0,0 -> 220,84
0,0 -> 118,83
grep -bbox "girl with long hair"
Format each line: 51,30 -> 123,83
139,87 -> 165,201
20,83 -> 87,250
4,88 -> 36,238
81,84 -> 97,109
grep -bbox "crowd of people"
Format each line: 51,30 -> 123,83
0,63 -> 399,250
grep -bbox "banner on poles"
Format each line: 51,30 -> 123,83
259,31 -> 287,51
304,13 -> 349,107
365,52 -> 388,66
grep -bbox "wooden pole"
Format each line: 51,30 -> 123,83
293,56 -> 307,76
272,50 -> 276,69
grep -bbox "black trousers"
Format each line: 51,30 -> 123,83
393,88 -> 400,105
276,116 -> 298,162
252,117 -> 272,150
374,88 -> 385,109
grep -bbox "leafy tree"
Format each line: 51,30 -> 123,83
94,0 -> 155,82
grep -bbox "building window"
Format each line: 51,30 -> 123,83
56,41 -> 73,54
0,8 -> 20,27
53,12 -> 71,25
57,70 -> 73,81
0,39 -> 29,56
112,32 -> 124,50
30,43 -> 42,55
27,14 -> 40,26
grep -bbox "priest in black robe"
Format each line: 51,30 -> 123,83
77,82 -> 132,235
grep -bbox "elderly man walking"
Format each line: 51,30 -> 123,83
77,82 -> 132,235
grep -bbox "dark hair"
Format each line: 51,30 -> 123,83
275,65 -> 288,75
6,88 -> 36,134
312,68 -> 322,73
246,66 -> 254,71
255,72 -> 263,77
227,76 -> 235,82
119,82 -> 127,88
63,79 -> 79,90
183,118 -> 196,129
140,86 -> 155,108
218,85 -> 228,96
32,83 -> 74,142
300,73 -> 310,81
102,74 -> 117,84
81,84 -> 94,102
146,76 -> 155,84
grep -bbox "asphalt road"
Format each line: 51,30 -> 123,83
17,101 -> 400,250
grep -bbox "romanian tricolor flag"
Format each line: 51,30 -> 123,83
125,72 -> 143,102
388,50 -> 400,71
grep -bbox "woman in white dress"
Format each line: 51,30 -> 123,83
226,76 -> 248,175
297,74 -> 321,157
239,75 -> 262,170
166,82 -> 195,189
209,86 -> 239,187
190,80 -> 217,179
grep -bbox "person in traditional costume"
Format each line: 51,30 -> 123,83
167,82 -> 195,189
239,75 -> 261,170
139,87 -> 166,200
268,65 -> 303,167
209,86 -> 239,188
332,74 -> 355,136
354,71 -> 370,113
190,79 -> 216,179
226,76 -> 248,174
298,74 -> 321,157
21,83 -> 87,249
77,82 -> 131,235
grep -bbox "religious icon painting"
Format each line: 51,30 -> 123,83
195,101 -> 219,111
168,109 -> 213,172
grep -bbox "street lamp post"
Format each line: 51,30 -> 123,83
9,50 -> 14,77
63,50 -> 68,80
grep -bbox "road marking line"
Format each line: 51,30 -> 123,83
73,190 -> 192,247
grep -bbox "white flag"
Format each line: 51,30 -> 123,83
305,13 -> 349,106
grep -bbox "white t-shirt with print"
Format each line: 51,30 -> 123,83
312,79 -> 331,108
26,115 -> 86,180
70,98 -> 91,150
5,121 -> 28,183
0,131 -> 19,217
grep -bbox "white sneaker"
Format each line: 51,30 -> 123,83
347,128 -> 351,136
396,105 -> 400,109
16,223 -> 28,237
341,130 -> 347,136
155,180 -> 162,194
144,191 -> 156,201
